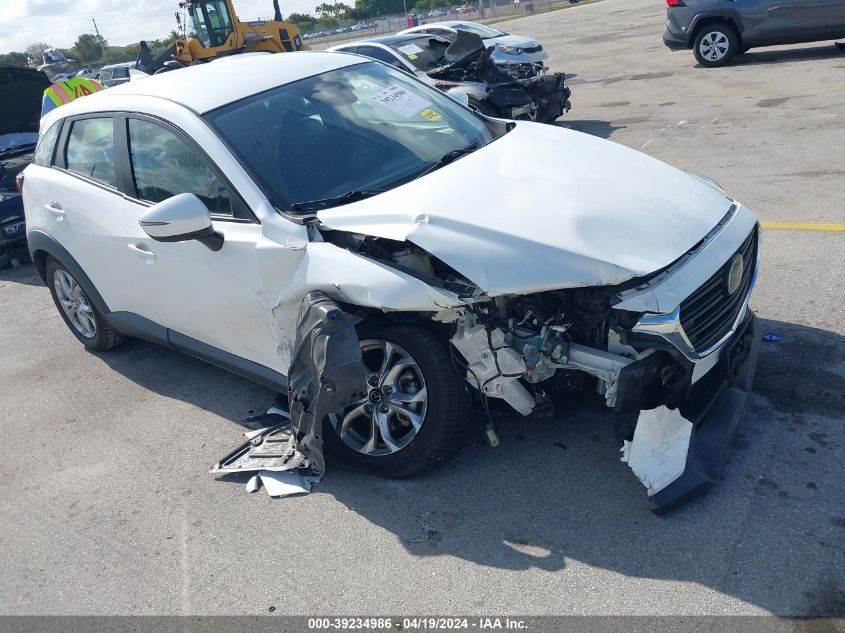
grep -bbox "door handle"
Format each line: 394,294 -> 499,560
45,202 -> 65,220
127,242 -> 157,262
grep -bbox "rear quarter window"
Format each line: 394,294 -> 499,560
65,118 -> 117,188
34,121 -> 61,167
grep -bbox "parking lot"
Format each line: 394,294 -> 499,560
1,0 -> 843,617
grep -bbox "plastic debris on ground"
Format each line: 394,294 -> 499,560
210,394 -> 323,498
620,405 -> 693,496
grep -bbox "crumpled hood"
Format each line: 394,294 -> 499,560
317,123 -> 734,296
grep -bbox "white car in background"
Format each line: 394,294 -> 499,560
398,21 -> 548,64
22,52 -> 760,510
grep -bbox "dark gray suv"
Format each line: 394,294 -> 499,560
663,0 -> 845,67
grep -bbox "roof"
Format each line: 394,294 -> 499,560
341,34 -> 432,46
58,52 -> 366,116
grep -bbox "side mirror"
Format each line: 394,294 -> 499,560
139,193 -> 224,251
447,90 -> 470,107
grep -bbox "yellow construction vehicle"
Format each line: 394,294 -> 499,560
138,0 -> 307,74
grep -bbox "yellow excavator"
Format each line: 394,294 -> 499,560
138,0 -> 308,74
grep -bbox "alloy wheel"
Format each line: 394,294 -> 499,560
53,269 -> 97,339
699,31 -> 730,62
330,339 -> 428,456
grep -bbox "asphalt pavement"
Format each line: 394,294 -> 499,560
0,0 -> 843,617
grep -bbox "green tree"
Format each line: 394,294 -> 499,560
71,33 -> 105,65
316,2 -> 352,17
287,11 -> 313,22
286,12 -> 318,30
353,0 -> 407,17
416,0 -> 432,11
0,52 -> 30,67
24,42 -> 52,66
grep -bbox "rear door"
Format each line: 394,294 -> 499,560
785,0 -> 845,41
722,0 -> 792,45
121,114 -> 284,374
48,114 -> 162,322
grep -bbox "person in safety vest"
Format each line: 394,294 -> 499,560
41,75 -> 105,118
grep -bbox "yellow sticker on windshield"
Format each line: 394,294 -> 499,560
420,108 -> 443,121
408,54 -> 418,60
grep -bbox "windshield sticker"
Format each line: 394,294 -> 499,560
419,108 -> 443,121
371,85 -> 434,119
407,54 -> 418,60
398,43 -> 425,56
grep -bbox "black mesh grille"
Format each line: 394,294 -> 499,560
679,226 -> 757,352
522,45 -> 543,53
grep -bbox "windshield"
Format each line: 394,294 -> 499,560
390,37 -> 452,71
205,62 -> 506,213
453,23 -> 506,38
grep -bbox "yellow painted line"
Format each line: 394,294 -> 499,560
760,222 -> 845,232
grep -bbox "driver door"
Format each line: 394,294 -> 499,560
121,115 -> 288,376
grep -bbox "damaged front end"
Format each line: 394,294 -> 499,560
440,225 -> 761,511
313,198 -> 761,510
428,31 -> 571,122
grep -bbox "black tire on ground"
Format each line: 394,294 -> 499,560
693,23 -> 740,67
738,45 -> 751,55
322,323 -> 471,478
46,256 -> 123,351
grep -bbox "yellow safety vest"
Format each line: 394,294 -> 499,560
44,77 -> 105,109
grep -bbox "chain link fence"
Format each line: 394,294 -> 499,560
303,0 -> 585,48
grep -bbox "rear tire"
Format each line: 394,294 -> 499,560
46,256 -> 123,351
322,323 -> 470,478
693,24 -> 739,67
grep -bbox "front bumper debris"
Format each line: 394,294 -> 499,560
622,311 -> 761,512
210,292 -> 365,497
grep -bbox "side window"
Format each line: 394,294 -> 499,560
65,118 -> 117,187
114,67 -> 129,79
128,118 -> 239,217
101,68 -> 112,81
357,46 -> 406,69
34,121 -> 61,167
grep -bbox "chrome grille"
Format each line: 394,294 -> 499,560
679,226 -> 757,352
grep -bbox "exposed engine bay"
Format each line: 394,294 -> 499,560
311,225 -> 760,511
427,31 -> 571,123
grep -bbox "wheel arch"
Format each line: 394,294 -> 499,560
28,230 -> 112,315
689,15 -> 743,48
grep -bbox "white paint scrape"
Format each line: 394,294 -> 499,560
620,406 -> 693,496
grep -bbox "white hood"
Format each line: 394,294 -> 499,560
486,34 -> 548,63
317,123 -> 733,296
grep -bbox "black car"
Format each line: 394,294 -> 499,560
0,66 -> 48,266
663,0 -> 845,67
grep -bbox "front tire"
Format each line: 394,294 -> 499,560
323,324 -> 470,478
46,256 -> 122,351
693,24 -> 739,67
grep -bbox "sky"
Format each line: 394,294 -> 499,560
0,0 -> 325,54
